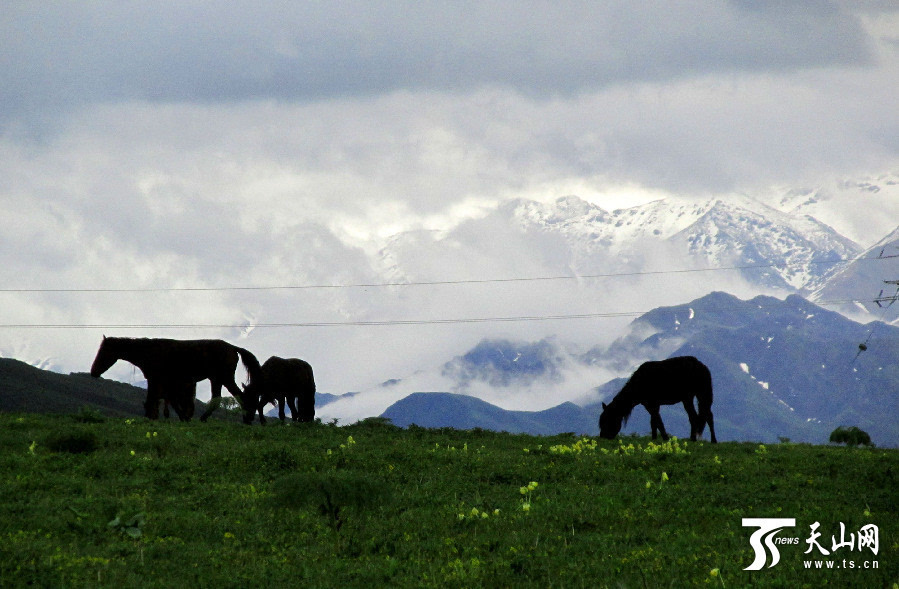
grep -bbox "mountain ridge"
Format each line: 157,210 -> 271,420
378,292 -> 899,446
379,193 -> 869,297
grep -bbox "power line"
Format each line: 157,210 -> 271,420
1,254 -> 896,294
0,297 -> 885,330
0,311 -> 646,330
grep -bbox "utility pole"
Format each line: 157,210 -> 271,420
856,279 -> 898,358
874,280 -> 899,308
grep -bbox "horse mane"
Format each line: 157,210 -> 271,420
609,380 -> 638,425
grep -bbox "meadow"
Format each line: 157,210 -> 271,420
0,410 -> 896,588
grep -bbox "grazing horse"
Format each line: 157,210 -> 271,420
90,336 -> 262,424
598,356 -> 717,443
244,356 -> 316,424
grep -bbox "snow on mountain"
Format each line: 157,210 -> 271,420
442,338 -> 567,389
811,225 -> 899,323
761,171 -> 899,248
664,196 -> 860,291
379,193 -> 864,295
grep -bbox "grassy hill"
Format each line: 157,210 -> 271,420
0,358 -> 208,419
0,358 -> 148,416
1,413 -> 895,587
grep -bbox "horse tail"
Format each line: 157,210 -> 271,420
695,358 -> 713,406
235,347 -> 263,389
306,362 -> 316,394
692,358 -> 714,439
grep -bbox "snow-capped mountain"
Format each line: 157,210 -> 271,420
379,193 -> 864,295
442,338 -> 568,389
762,171 -> 899,247
811,226 -> 899,323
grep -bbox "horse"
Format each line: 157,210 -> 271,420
598,356 -> 717,443
153,383 -> 197,421
243,356 -> 316,424
90,336 -> 262,424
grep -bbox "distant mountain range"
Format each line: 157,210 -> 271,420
378,292 -> 899,446
382,393 -> 596,436
379,191 -> 893,297
4,176 -> 898,445
3,291 -> 897,446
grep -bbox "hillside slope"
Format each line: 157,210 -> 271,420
0,358 -> 198,418
382,392 -> 596,436
811,225 -> 899,322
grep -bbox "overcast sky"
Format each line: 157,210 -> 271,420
2,2 -> 898,415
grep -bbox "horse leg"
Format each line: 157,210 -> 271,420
682,399 -> 700,441
301,390 -> 315,423
179,399 -> 192,422
200,381 -> 223,422
184,382 -> 197,421
647,405 -> 669,441
272,393 -> 286,423
700,404 -> 717,443
144,380 -> 161,420
696,396 -> 717,443
253,396 -> 267,425
286,394 -> 301,422
173,382 -> 195,422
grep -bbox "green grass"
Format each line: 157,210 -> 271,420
0,413 -> 896,588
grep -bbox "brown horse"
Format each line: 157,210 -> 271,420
598,356 -> 717,443
244,356 -> 316,424
90,336 -> 262,424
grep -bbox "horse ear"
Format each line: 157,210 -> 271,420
602,402 -> 608,409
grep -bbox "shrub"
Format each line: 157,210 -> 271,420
72,405 -> 105,424
353,416 -> 399,431
829,426 -> 872,447
45,429 -> 100,454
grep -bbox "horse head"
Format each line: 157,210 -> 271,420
89,336 -> 119,377
597,401 -> 623,439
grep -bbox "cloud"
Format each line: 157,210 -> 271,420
1,2 -> 898,420
2,2 -> 878,132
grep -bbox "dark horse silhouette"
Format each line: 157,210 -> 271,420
243,356 -> 316,424
598,356 -> 717,443
90,337 -> 262,424
154,383 -> 197,421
